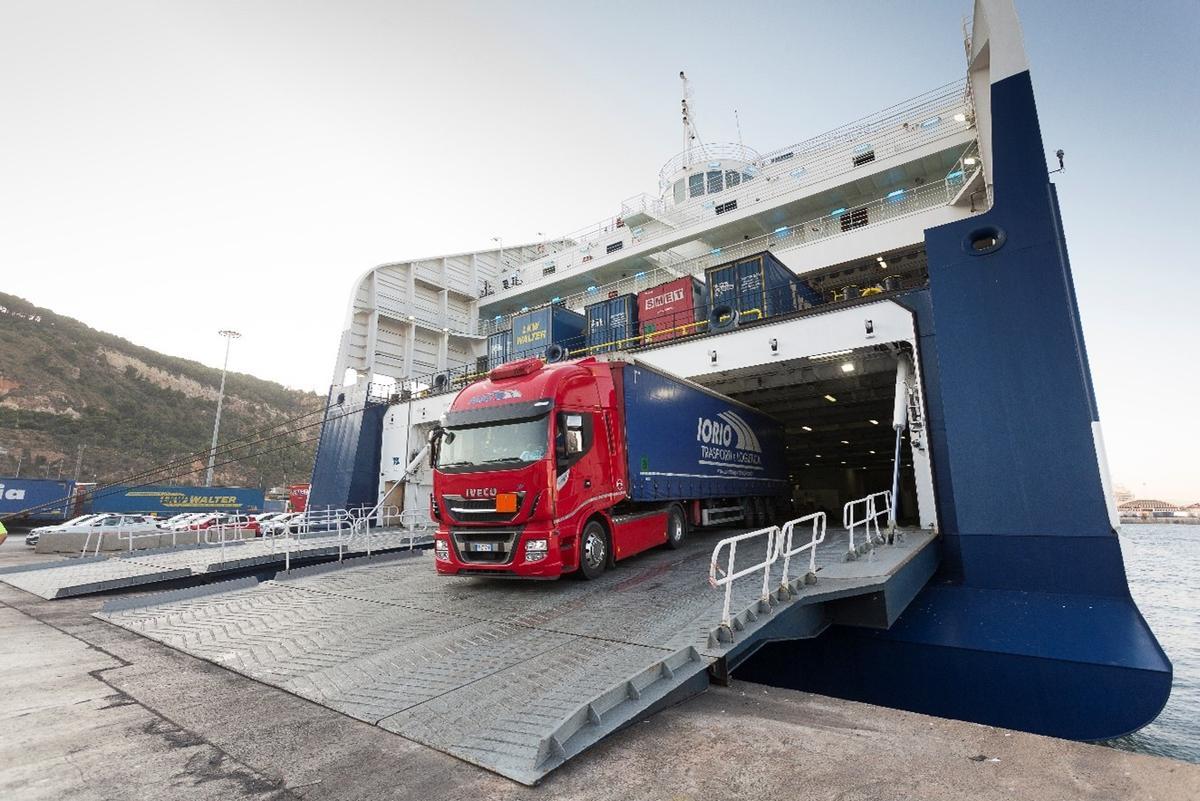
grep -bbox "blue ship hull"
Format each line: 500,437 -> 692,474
737,68 -> 1171,740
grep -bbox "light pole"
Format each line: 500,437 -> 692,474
205,329 -> 241,487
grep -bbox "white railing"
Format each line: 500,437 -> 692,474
843,491 -> 893,556
777,512 -> 827,589
657,143 -> 763,187
708,526 -> 780,633
478,174 -> 956,338
81,527 -> 158,557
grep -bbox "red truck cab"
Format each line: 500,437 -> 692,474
430,357 -> 683,579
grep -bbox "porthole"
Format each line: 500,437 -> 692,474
963,225 -> 1006,255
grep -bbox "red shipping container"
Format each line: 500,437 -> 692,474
637,276 -> 705,343
288,483 -> 310,513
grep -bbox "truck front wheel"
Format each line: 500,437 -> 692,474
579,520 -> 608,580
664,504 -> 687,549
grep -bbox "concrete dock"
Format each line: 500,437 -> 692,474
1,537 -> 1197,800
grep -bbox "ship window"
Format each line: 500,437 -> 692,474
770,152 -> 794,164
606,241 -> 624,254
673,179 -> 685,204
725,170 -> 741,188
688,173 -> 705,198
852,149 -> 876,167
707,170 -> 723,194
840,207 -> 869,232
715,199 -> 738,215
742,170 -> 755,182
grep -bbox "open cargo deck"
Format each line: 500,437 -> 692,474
96,524 -> 936,784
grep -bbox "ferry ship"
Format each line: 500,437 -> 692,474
309,0 -> 1171,745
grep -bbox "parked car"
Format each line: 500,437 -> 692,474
188,513 -> 261,538
260,512 -> 301,537
27,514 -> 160,547
163,512 -> 207,530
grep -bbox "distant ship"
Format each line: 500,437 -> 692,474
309,0 -> 1171,742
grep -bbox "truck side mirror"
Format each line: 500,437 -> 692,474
564,414 -> 584,455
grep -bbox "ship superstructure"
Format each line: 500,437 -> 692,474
312,0 -> 1170,745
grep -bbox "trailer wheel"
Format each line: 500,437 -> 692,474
664,504 -> 687,549
579,520 -> 608,580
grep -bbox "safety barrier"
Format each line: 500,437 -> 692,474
777,512 -> 827,590
843,490 -> 892,557
81,528 -> 160,557
708,526 -> 780,634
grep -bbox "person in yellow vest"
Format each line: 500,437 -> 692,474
0,517 -> 8,546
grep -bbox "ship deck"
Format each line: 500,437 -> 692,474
94,525 -> 937,784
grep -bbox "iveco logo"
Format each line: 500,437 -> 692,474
0,484 -> 26,501
696,411 -> 762,453
464,487 -> 498,498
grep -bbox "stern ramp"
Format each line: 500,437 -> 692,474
97,514 -> 936,785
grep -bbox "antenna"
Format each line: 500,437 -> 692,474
680,70 -> 701,168
734,108 -> 744,148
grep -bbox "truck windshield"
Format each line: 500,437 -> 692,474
437,416 -> 549,471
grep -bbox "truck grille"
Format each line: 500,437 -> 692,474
450,527 -> 520,565
442,493 -> 526,524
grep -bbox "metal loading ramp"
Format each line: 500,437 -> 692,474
0,529 -> 431,600
96,524 -> 937,785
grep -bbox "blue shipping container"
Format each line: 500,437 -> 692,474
620,363 -> 788,502
0,477 -> 76,522
510,306 -> 586,360
584,294 -> 639,354
91,485 -> 265,515
487,330 -> 512,368
706,251 -> 799,321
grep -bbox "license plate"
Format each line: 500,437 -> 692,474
472,542 -> 497,552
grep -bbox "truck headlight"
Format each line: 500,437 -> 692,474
435,539 -> 449,560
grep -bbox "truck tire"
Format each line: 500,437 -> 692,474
579,520 -> 608,580
664,504 -> 687,549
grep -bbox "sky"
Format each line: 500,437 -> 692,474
1,0 -> 1197,501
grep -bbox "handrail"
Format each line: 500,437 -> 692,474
778,512 -> 827,589
476,173 -> 955,340
843,490 -> 892,555
708,526 -> 780,633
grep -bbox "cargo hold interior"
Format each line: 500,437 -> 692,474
691,347 -> 919,524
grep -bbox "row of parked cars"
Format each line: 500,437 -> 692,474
25,511 -> 309,547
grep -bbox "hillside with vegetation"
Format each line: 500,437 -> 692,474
0,292 -> 324,488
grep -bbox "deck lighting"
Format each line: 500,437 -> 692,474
551,296 -> 561,303
840,362 -> 855,373
493,315 -> 502,322
815,454 -> 822,458
789,168 -> 807,178
830,208 -> 847,217
802,425 -> 813,432
841,461 -> 847,465
948,170 -> 965,181
841,440 -> 849,445
920,116 -> 941,129
634,271 -> 646,278
870,450 -> 877,454
774,226 -> 790,236
587,285 -> 598,293
869,419 -> 879,425
886,189 -> 906,202
953,112 -> 967,123
710,247 -> 722,255
708,161 -> 721,169
964,157 -> 978,166
824,394 -> 837,402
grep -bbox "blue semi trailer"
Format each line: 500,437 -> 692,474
431,355 -> 789,579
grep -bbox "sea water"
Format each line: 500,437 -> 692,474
1105,524 -> 1200,763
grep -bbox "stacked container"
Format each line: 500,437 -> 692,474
705,251 -> 798,322
510,305 -> 586,360
486,330 -> 512,368
638,276 -> 705,344
584,294 -> 639,353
